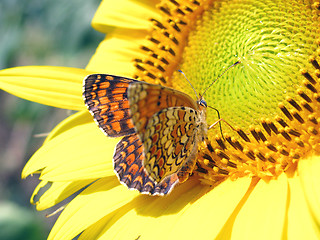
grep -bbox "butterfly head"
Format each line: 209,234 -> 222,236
197,97 -> 207,110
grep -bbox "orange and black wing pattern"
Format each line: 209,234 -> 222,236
142,107 -> 200,183
83,74 -> 199,195
113,134 -> 179,195
83,74 -> 138,137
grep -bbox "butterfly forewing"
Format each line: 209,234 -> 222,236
127,82 -> 198,135
83,74 -> 138,137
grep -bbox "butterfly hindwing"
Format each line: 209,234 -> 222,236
83,74 -> 139,137
142,107 -> 200,183
113,134 -> 179,195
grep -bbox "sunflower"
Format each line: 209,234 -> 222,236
1,0 -> 320,239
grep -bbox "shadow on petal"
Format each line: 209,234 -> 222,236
215,177 -> 259,239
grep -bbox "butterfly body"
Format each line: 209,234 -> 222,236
83,74 -> 208,195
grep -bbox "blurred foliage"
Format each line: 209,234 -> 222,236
0,0 -> 104,239
0,0 -> 103,68
0,202 -> 45,240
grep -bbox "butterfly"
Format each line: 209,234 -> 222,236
83,74 -> 209,195
82,62 -> 239,195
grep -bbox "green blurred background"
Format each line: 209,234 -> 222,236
0,0 -> 104,239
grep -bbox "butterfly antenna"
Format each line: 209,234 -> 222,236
178,69 -> 199,100
202,61 -> 241,97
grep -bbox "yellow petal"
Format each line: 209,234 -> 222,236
22,121 -> 119,181
48,177 -> 139,240
286,174 -> 320,239
44,111 -> 92,144
0,66 -> 90,110
87,177 -> 253,239
86,30 -> 148,75
30,180 -> 48,205
92,0 -> 160,32
35,179 -> 95,211
298,155 -> 320,235
230,174 -> 287,240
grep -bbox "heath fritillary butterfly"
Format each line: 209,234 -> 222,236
83,63 -> 239,195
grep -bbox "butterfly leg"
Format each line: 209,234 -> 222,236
208,118 -> 236,131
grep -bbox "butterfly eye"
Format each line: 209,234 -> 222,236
199,99 -> 207,107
